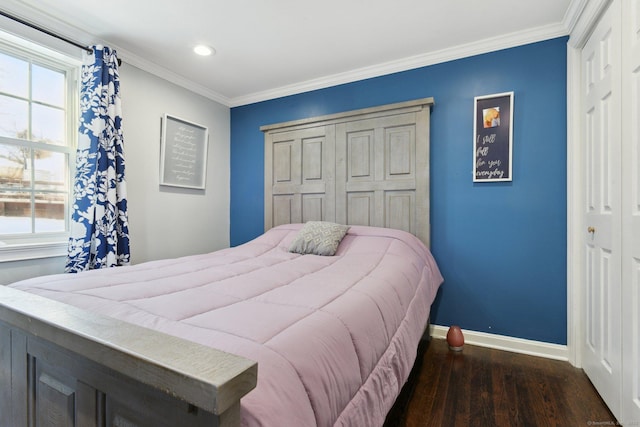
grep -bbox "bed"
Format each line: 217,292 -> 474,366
0,98 -> 440,427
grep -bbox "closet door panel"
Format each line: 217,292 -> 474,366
385,125 -> 415,181
622,0 -> 640,423
347,130 -> 375,180
346,192 -> 375,226
581,0 -> 623,420
273,141 -> 294,185
302,138 -> 323,181
301,194 -> 324,223
265,126 -> 334,228
336,113 -> 418,234
263,98 -> 433,246
272,195 -> 296,227
385,191 -> 414,234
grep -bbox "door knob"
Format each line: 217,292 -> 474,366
587,226 -> 595,234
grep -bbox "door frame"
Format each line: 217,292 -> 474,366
566,0 -> 612,368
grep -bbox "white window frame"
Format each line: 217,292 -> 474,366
0,34 -> 80,262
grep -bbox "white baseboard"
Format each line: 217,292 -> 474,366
430,325 -> 569,362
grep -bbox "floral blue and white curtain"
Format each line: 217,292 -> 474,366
66,45 -> 130,273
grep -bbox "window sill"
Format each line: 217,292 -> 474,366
0,241 -> 68,263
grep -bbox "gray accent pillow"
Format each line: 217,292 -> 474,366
288,221 -> 350,256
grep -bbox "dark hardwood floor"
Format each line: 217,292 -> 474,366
388,338 -> 618,427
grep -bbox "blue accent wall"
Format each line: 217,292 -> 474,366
230,37 -> 568,345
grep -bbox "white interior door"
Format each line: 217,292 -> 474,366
621,0 -> 640,423
581,0 -> 623,421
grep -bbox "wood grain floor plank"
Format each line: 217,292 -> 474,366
387,338 -> 618,427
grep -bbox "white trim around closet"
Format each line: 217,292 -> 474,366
566,0 -> 612,368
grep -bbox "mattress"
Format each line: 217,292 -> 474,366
10,224 -> 443,427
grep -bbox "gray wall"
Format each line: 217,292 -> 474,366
1,64 -> 230,284
121,65 -> 230,264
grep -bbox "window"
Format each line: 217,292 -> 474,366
0,38 -> 78,257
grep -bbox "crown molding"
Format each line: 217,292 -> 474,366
565,0 -> 611,48
111,46 -> 232,106
229,21 -> 569,107
1,0 -> 581,109
0,1 -> 234,106
562,0 -> 589,34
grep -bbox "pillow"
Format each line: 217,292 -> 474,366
288,221 -> 350,256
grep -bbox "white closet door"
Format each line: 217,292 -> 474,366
581,0 -> 623,421
622,0 -> 640,423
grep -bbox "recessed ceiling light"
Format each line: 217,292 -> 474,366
193,44 -> 215,56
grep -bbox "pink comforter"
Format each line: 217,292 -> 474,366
10,224 -> 443,427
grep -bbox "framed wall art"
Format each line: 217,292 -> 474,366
473,92 -> 514,182
160,114 -> 209,189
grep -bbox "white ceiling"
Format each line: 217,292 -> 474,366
1,0 -> 578,107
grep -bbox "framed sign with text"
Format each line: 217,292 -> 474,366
160,114 -> 209,189
473,92 -> 513,182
